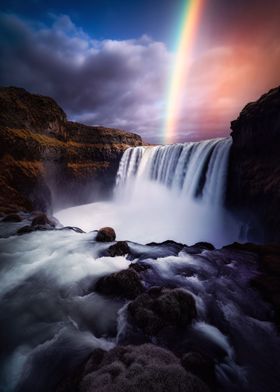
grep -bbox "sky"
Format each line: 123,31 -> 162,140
0,0 -> 280,143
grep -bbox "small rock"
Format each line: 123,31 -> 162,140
95,268 -> 144,299
96,227 -> 116,242
107,241 -> 129,256
2,213 -> 22,222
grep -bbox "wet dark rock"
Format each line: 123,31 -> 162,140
59,226 -> 85,233
57,344 -> 209,392
16,225 -> 35,235
107,241 -> 130,256
128,287 -> 197,335
17,224 -> 84,235
129,262 -> 151,273
95,268 -> 144,299
144,240 -> 215,256
17,225 -> 54,235
2,213 -> 22,222
193,242 -> 215,251
181,352 -> 216,389
96,227 -> 116,242
223,242 -> 260,253
146,239 -> 184,252
31,213 -> 56,227
15,212 -> 58,235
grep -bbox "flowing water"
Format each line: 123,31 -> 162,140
1,138 -> 278,391
56,138 -> 240,247
0,225 -> 280,391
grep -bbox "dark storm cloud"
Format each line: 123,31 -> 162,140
0,13 -> 171,138
1,1 -> 280,143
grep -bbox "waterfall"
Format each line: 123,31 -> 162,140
116,138 -> 232,205
56,137 -> 240,246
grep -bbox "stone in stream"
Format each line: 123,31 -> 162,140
31,212 -> 56,227
129,262 -> 151,273
16,213 -> 58,235
96,227 -> 116,242
107,241 -> 130,256
95,268 -> 144,299
128,287 -> 197,335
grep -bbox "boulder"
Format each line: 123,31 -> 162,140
96,227 -> 116,242
128,287 -> 197,335
57,344 -> 209,392
95,268 -> 144,299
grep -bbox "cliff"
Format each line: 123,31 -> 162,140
228,86 -> 280,242
0,87 -> 142,213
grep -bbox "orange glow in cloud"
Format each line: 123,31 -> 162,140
170,0 -> 280,141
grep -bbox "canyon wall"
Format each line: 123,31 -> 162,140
1,85 -> 280,243
0,87 -> 142,213
228,86 -> 280,242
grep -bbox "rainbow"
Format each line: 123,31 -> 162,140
163,0 -> 205,144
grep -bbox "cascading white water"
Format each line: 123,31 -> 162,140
56,138 -> 240,246
116,138 -> 231,205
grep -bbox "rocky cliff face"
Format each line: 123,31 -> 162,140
228,86 -> 280,242
0,87 -> 142,213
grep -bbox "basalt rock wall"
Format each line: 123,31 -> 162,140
228,86 -> 280,242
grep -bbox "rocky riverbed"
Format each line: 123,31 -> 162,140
0,215 -> 280,392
